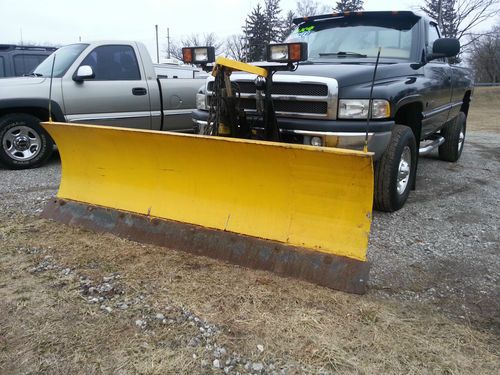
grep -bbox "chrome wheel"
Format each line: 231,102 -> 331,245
458,125 -> 465,153
397,146 -> 411,195
2,125 -> 42,161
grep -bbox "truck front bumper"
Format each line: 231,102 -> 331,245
192,110 -> 394,160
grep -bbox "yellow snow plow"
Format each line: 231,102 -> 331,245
42,44 -> 374,294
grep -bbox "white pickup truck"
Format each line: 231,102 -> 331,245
0,41 -> 204,169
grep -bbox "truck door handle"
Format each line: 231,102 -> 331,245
132,88 -> 147,96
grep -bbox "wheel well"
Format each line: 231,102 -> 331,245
394,102 -> 423,141
0,107 -> 51,122
460,90 -> 472,116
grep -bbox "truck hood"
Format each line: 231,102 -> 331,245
0,77 -> 53,101
275,61 -> 417,87
0,77 -> 48,87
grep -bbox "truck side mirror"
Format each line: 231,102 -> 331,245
73,65 -> 95,82
428,38 -> 460,61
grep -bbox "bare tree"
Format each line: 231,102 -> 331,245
468,24 -> 500,82
295,0 -> 330,17
225,34 -> 246,61
166,33 -> 223,61
421,0 -> 500,49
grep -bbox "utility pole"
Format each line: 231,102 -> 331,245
167,28 -> 171,59
155,24 -> 159,64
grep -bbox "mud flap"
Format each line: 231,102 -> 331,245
42,122 -> 374,293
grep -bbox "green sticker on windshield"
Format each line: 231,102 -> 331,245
298,25 -> 315,33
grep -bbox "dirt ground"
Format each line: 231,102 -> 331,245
0,88 -> 499,374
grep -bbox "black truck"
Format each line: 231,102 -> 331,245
192,11 -> 474,212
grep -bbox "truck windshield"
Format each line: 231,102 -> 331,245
33,43 -> 88,77
286,15 -> 419,60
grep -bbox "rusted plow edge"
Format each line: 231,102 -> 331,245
42,199 -> 370,294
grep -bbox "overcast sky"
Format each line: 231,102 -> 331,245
0,0 -> 497,62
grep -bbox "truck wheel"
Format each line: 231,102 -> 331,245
374,125 -> 417,212
0,114 -> 54,170
439,112 -> 466,162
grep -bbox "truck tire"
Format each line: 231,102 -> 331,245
0,113 -> 54,170
374,125 -> 417,212
439,112 -> 466,162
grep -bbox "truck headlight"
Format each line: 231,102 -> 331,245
196,92 -> 207,110
338,99 -> 391,119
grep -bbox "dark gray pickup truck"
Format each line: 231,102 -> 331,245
0,44 -> 57,78
193,11 -> 474,211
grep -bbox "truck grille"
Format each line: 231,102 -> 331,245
206,74 -> 339,120
238,98 -> 328,114
208,81 -> 329,97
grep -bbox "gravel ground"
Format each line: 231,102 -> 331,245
369,132 -> 500,330
1,132 -> 499,329
0,155 -> 60,217
0,131 -> 499,374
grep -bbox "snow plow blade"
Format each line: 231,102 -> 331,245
41,122 -> 374,294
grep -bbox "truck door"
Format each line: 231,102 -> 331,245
421,22 -> 452,137
62,44 -> 152,129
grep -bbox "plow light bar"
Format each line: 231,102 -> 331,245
182,46 -> 215,65
267,43 -> 308,63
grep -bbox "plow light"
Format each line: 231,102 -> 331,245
267,43 -> 308,63
182,46 -> 215,65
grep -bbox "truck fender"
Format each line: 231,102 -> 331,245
393,96 -> 425,140
394,95 -> 425,116
0,99 -> 66,122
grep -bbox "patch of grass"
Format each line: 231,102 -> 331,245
468,87 -> 500,133
14,286 -> 32,294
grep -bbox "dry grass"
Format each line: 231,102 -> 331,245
468,86 -> 500,133
1,216 -> 498,374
